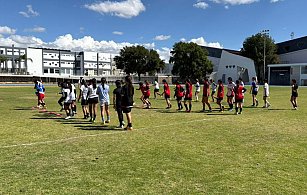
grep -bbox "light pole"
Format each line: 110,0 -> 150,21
261,29 -> 269,80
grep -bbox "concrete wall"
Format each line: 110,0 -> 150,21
27,48 -> 43,75
217,50 -> 256,84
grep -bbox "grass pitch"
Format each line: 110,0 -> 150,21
0,85 -> 306,194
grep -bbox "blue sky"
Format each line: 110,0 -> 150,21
0,0 -> 306,60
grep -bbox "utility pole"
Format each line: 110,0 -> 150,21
261,29 -> 270,80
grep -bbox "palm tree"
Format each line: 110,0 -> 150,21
14,54 -> 33,74
0,55 -> 8,73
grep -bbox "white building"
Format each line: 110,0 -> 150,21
0,45 -> 27,74
204,46 -> 257,84
0,45 -> 117,77
268,36 -> 307,85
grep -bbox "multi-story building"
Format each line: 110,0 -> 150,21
0,45 -> 116,77
0,45 -> 27,74
268,36 -> 307,85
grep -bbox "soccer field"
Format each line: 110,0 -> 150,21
0,85 -> 306,194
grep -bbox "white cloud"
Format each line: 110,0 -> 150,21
19,5 -> 39,18
24,26 -> 46,33
79,27 -> 85,34
270,0 -> 283,3
156,47 -> 171,62
85,0 -> 145,19
154,35 -> 171,41
225,5 -> 229,9
0,26 -> 16,35
0,33 -> 155,56
113,31 -> 124,35
210,0 -> 259,5
189,37 -> 223,48
193,1 -> 209,9
180,38 -> 186,42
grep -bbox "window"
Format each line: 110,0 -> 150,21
50,69 -> 54,74
301,66 -> 307,74
55,69 -> 60,74
44,69 -> 48,74
61,69 -> 65,74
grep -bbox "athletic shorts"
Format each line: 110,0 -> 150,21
64,102 -> 71,107
122,106 -> 132,113
144,95 -> 150,99
252,91 -> 258,95
292,92 -> 298,97
176,96 -> 183,101
227,95 -> 234,98
235,99 -> 243,103
100,100 -> 110,107
217,97 -> 223,101
184,97 -> 192,101
81,99 -> 88,106
164,94 -> 170,99
88,97 -> 98,104
211,91 -> 216,95
154,89 -> 159,92
38,93 -> 45,101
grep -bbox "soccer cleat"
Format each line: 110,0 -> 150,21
124,126 -> 133,131
106,120 -> 110,123
117,125 -> 124,129
239,112 -> 242,114
235,112 -> 238,115
256,100 -> 259,106
64,116 -> 71,120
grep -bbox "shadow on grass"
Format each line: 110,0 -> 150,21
206,113 -> 236,116
74,125 -> 124,131
268,108 -> 291,111
30,117 -> 59,120
14,107 -> 34,111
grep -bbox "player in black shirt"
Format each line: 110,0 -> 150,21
113,80 -> 125,128
290,79 -> 298,110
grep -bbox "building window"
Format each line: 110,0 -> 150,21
301,66 -> 307,74
44,69 -> 48,74
55,69 -> 60,74
50,69 -> 54,74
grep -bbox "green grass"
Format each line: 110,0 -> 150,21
0,85 -> 306,194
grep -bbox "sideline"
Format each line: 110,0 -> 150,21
0,119 -> 207,149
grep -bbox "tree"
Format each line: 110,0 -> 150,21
241,33 -> 279,82
169,42 -> 213,80
114,45 -> 165,81
0,55 -> 8,72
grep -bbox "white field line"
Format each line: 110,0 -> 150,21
0,118 -> 208,149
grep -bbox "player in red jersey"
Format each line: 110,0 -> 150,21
216,79 -> 225,112
234,80 -> 247,114
137,82 -> 149,108
143,80 -> 151,109
174,80 -> 184,110
161,79 -> 172,109
184,79 -> 193,112
202,78 -> 212,112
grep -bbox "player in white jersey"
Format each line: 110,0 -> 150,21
153,79 -> 161,99
226,77 -> 236,111
78,79 -> 89,119
263,79 -> 271,108
210,79 -> 217,102
87,78 -> 99,122
97,77 -> 110,124
63,83 -> 72,120
194,79 -> 201,102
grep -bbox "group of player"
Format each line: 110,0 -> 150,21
34,75 -> 299,130
136,77 -> 299,115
